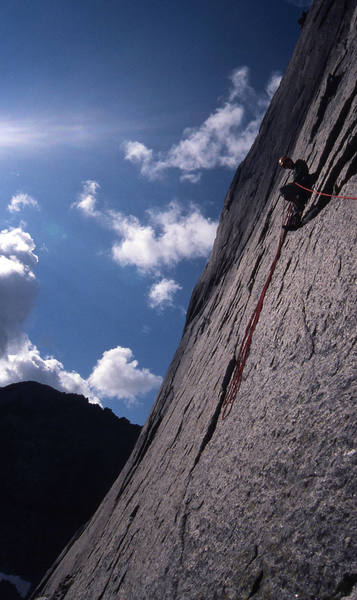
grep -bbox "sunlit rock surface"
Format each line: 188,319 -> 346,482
32,1 -> 357,598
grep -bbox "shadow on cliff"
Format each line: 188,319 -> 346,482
298,141 -> 357,228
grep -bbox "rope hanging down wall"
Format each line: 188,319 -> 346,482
221,204 -> 292,420
221,181 -> 356,420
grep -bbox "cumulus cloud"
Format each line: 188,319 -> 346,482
123,66 -> 281,182
0,336 -> 97,400
88,347 -> 163,404
0,226 -> 162,406
72,182 -> 218,274
72,180 -> 101,217
124,141 -> 154,178
148,278 -> 182,309
110,202 -> 218,272
0,228 -> 38,356
0,338 -> 162,407
7,193 -> 39,213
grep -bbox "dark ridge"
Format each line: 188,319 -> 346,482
248,251 -> 265,293
310,73 -> 343,142
0,381 -> 141,594
324,132 -> 357,195
0,581 -> 22,600
191,356 -> 235,471
316,79 -> 357,177
258,205 -> 275,245
338,151 -> 357,191
333,573 -> 357,599
247,570 -> 264,598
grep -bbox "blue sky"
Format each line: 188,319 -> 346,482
0,0 -> 310,425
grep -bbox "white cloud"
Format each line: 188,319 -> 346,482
0,116 -> 126,152
165,103 -> 245,172
180,172 -> 202,184
0,228 -> 38,356
8,193 -> 39,213
0,336 -> 98,401
124,141 -> 154,178
266,73 -> 282,99
72,182 -> 218,273
0,337 -> 162,407
0,227 -> 38,266
0,118 -> 92,150
123,66 -> 281,182
72,180 -> 101,217
0,226 -> 162,406
229,66 -> 251,102
110,202 -> 218,272
88,346 -> 163,404
148,278 -> 182,309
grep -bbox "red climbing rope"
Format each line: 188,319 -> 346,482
221,204 -> 292,420
295,182 -> 357,200
221,180 -> 356,420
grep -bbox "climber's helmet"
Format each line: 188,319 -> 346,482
279,156 -> 295,169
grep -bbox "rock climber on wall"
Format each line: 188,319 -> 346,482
278,156 -> 314,230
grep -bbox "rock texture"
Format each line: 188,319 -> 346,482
32,1 -> 357,599
0,381 -> 141,597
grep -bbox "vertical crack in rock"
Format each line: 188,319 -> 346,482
248,251 -> 265,294
96,506 -> 140,599
276,257 -> 292,302
332,573 -> 357,598
338,151 -> 357,190
172,357 -> 236,597
316,79 -> 357,177
327,132 -> 357,194
192,356 -> 236,470
247,570 -> 264,598
310,72 -> 344,141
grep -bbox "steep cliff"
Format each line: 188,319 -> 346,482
32,1 -> 357,599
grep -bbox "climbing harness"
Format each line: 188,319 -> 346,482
295,182 -> 357,200
221,203 -> 292,420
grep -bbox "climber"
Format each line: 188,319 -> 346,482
279,156 -> 312,230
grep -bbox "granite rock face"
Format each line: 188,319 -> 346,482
32,1 -> 357,599
0,381 -> 141,597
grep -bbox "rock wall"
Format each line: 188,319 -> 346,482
32,1 -> 357,598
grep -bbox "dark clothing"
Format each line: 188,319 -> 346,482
280,159 -> 312,231
280,182 -> 306,210
293,159 -> 309,183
